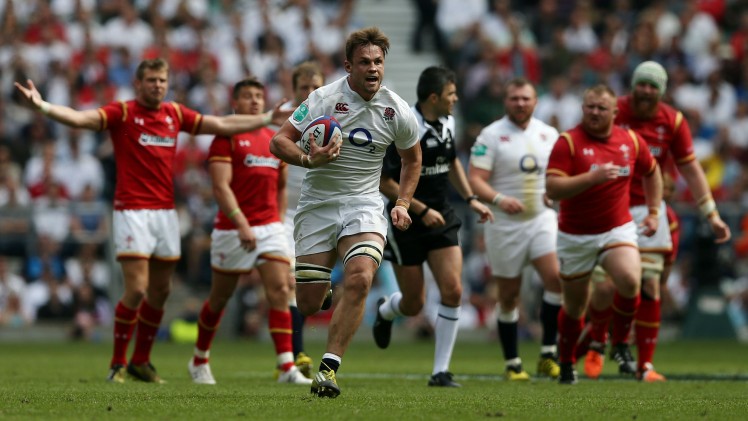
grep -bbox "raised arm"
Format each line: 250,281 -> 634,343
200,101 -> 291,137
15,79 -> 102,131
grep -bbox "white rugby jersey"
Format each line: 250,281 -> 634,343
470,116 -> 559,221
289,76 -> 419,199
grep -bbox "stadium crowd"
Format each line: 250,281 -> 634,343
0,0 -> 747,344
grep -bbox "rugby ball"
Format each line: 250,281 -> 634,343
300,115 -> 342,153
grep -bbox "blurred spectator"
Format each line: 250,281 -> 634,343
187,64 -> 229,116
527,0 -> 564,51
70,280 -> 111,340
436,0 -> 486,68
540,27 -> 576,80
0,142 -> 22,194
0,172 -> 32,258
68,184 -> 109,252
730,10 -> 748,64
101,1 -> 153,58
534,76 -> 582,132
679,0 -> 720,63
0,255 -> 31,327
60,129 -> 105,200
31,178 -> 71,245
23,140 -> 65,191
25,234 -> 66,283
65,242 -> 110,291
495,16 -> 541,84
562,3 -> 598,54
25,264 -> 74,322
410,0 -> 445,53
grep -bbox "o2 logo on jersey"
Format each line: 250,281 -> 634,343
519,154 -> 542,174
348,128 -> 376,153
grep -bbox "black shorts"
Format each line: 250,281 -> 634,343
383,207 -> 461,266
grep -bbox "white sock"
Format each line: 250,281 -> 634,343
379,291 -> 403,320
288,296 -> 298,307
277,351 -> 294,368
433,304 -> 460,375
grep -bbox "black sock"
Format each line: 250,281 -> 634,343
319,358 -> 340,373
290,305 -> 305,358
497,320 -> 519,361
540,300 -> 561,349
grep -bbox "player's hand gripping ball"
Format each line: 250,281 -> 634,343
301,115 -> 342,153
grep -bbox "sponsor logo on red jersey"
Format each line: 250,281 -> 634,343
138,133 -> 176,147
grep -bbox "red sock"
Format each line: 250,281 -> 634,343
268,308 -> 294,371
557,308 -> 584,364
634,298 -> 660,370
611,292 -> 640,345
111,301 -> 137,367
130,300 -> 164,365
194,300 -> 224,365
588,305 -> 613,344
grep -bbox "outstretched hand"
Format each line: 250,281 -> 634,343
14,79 -> 44,109
269,99 -> 292,126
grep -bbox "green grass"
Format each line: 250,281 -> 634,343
1,338 -> 747,420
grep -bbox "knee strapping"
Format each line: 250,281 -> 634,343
640,252 -> 664,280
295,263 -> 332,284
343,241 -> 383,267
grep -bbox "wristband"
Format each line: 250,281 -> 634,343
418,207 -> 430,218
697,195 -> 717,218
648,206 -> 660,217
39,101 -> 51,114
395,198 -> 410,210
228,208 -> 241,219
465,194 -> 479,204
262,112 -> 272,126
300,154 -> 309,168
492,193 -> 505,205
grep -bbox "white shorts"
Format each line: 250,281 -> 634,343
294,194 -> 387,257
113,209 -> 180,260
211,222 -> 290,273
485,208 -> 558,278
630,203 -> 672,253
557,221 -> 638,279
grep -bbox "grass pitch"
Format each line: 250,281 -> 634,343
1,337 -> 747,420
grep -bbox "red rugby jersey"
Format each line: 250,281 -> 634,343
208,127 -> 284,229
616,96 -> 695,206
98,100 -> 203,210
547,125 -> 657,235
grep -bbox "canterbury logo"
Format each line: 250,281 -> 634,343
334,103 -> 349,113
583,148 -> 594,156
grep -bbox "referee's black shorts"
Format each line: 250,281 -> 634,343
383,207 -> 461,266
